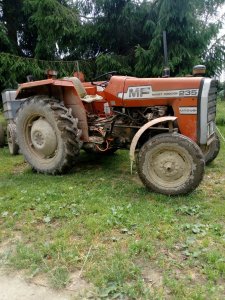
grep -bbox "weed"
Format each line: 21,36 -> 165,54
176,205 -> 201,216
49,266 -> 70,289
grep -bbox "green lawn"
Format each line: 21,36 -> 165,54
0,103 -> 225,299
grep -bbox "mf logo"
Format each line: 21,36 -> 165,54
124,86 -> 152,99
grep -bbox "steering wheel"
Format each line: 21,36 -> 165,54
91,71 -> 117,87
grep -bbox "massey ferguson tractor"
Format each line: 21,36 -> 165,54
2,69 -> 219,195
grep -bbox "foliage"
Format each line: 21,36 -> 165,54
0,0 -> 225,91
202,36 -> 225,76
0,53 -> 95,98
0,23 -> 12,53
135,0 -> 225,77
22,0 -> 79,60
0,0 -> 23,54
68,0 -> 153,61
96,54 -> 132,75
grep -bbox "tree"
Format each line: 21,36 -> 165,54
0,0 -> 79,59
0,23 -> 12,53
196,0 -> 225,75
22,0 -> 79,60
0,0 -> 23,54
0,0 -> 224,85
135,0 -> 225,77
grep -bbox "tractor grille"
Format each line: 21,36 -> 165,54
207,79 -> 217,123
198,78 -> 218,145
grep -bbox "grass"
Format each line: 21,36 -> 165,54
0,102 -> 225,299
216,99 -> 225,126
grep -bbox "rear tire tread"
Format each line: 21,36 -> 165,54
16,96 -> 80,174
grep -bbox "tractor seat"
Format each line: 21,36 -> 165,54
63,77 -> 103,103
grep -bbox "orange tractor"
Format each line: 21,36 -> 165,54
3,69 -> 219,195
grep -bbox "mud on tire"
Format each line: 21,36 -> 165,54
203,132 -> 220,165
137,133 -> 205,195
16,96 -> 81,174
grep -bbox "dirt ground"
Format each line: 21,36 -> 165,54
0,235 -> 94,300
0,269 -> 94,300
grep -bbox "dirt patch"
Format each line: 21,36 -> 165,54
136,258 -> 171,298
32,271 -> 94,293
131,174 -> 143,186
136,259 -> 163,284
0,269 -> 95,300
12,161 -> 29,174
140,264 -> 163,288
67,271 -> 95,293
0,233 -> 22,261
0,270 -> 73,300
0,235 -> 95,299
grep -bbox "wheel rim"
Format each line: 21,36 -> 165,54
26,117 -> 58,159
146,145 -> 192,188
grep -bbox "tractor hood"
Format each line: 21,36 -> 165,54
104,75 -> 204,107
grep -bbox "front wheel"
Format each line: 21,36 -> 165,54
203,133 -> 220,165
137,133 -> 205,195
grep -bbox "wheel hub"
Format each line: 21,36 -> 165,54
152,150 -> 186,182
31,118 -> 57,157
33,131 -> 44,146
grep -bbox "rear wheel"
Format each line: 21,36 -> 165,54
203,133 -> 220,165
7,123 -> 19,155
137,133 -> 205,195
16,96 -> 81,174
0,122 -> 5,147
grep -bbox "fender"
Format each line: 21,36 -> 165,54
16,78 -> 90,141
129,116 -> 177,172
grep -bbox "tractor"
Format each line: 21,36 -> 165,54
1,69 -> 219,195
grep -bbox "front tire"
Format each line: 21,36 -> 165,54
137,133 -> 205,195
203,133 -> 220,165
16,96 -> 81,174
